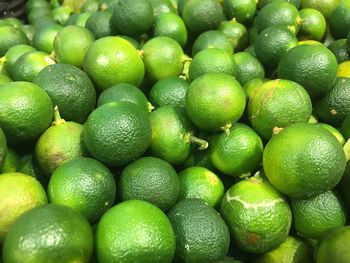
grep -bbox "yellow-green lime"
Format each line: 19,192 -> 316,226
317,123 -> 346,145
337,61 -> 350,78
0,26 -> 29,56
298,8 -> 326,41
243,77 -> 269,99
192,30 -> 233,56
3,44 -> 35,78
0,73 -> 11,84
32,23 -> 62,53
0,148 -> 20,173
300,0 -> 339,19
80,0 -> 99,13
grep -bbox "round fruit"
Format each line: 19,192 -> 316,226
168,199 -> 230,262
329,1 -> 350,39
263,123 -> 346,198
33,63 -> 96,123
178,166 -> 224,207
0,172 -> 47,243
32,23 -> 62,53
223,0 -> 257,25
0,81 -> 53,144
148,0 -> 177,17
2,204 -> 93,263
85,11 -> 118,39
192,30 -> 233,56
48,157 -> 116,223
0,148 -> 20,173
277,44 -> 338,97
0,26 -> 29,56
290,190 -> 346,239
119,156 -> 179,211
300,0 -> 339,19
317,123 -> 345,145
96,199 -> 175,263
218,19 -> 249,52
233,52 -> 265,86
210,123 -> 263,177
3,44 -> 35,78
298,8 -> 326,41
186,72 -> 246,132
220,173 -> 292,253
83,102 -> 152,167
83,36 -> 145,90
328,39 -> 349,63
0,127 -> 7,168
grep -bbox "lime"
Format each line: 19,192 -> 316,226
337,60 -> 350,78
192,30 -> 233,56
328,39 -> 349,63
298,8 -> 327,41
0,26 -> 29,56
317,123 -> 345,145
96,200 -> 175,263
329,1 -> 350,39
300,0 -> 339,19
233,52 -> 265,85
83,102 -> 152,167
0,148 -> 20,173
220,173 -> 292,253
0,127 -> 6,168
32,23 -> 62,53
340,114 -> 350,140
168,199 -> 230,262
243,77 -> 269,99
50,6 -> 72,25
2,204 -> 93,263
263,123 -> 346,198
25,0 -> 50,14
0,173 -> 47,243
119,156 -> 179,211
223,0 -> 257,25
83,36 -> 145,90
218,19 -> 249,52
3,44 -> 35,78
186,72 -> 246,132
85,11 -> 118,39
148,0 -> 177,17
0,82 -> 53,144
19,25 -> 36,44
80,0 -> 99,13
0,73 -> 11,84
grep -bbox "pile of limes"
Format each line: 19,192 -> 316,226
1,0 -> 350,262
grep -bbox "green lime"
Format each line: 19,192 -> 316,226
50,6 -> 72,25
85,11 -> 118,39
0,172 -> 47,243
112,0 -> 154,37
25,0 -> 50,14
149,76 -> 188,108
96,200 -> 175,263
300,0 -> 339,19
258,0 -> 301,9
32,23 -> 62,53
3,44 -> 35,78
298,8 -> 327,41
178,166 -> 224,207
0,73 -> 11,84
33,63 -> 96,123
189,48 -> 237,81
329,1 -> 350,39
277,44 -> 338,97
80,0 -> 99,13
149,105 -> 208,165
233,52 -> 265,85
328,39 -> 349,63
192,30 -> 233,56
18,153 -> 48,188
317,123 -> 346,145
169,199 -> 230,262
83,36 -> 144,90
0,82 -> 53,144
53,25 -> 94,68
19,25 -> 36,44
243,77 -> 269,99
254,25 -> 298,69
290,190 -> 347,239
210,123 -> 263,177
186,72 -> 246,132
83,102 -> 152,167
2,204 -> 93,263
48,157 -> 116,223
119,156 -> 179,211
0,127 -> 6,168
263,123 -> 346,198
340,114 -> 350,140
35,107 -> 88,176
27,9 -> 52,26
223,0 -> 257,25
148,0 -> 177,17
0,148 -> 20,173
220,173 -> 292,253
218,19 -> 249,52
248,79 -> 312,139
0,26 -> 29,56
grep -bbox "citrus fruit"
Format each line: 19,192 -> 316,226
148,0 -> 178,17
0,81 -> 53,144
153,13 -> 187,47
210,123 -> 263,177
290,190 -> 347,239
53,25 -> 95,68
263,123 -> 346,198
252,236 -> 314,263
83,36 -> 145,90
191,30 -> 233,56
32,23 -> 62,53
0,26 -> 29,56
48,157 -> 116,223
317,123 -> 345,145
18,153 -> 48,188
243,77 -> 269,99
329,1 -> 350,39
149,105 -> 208,165
300,0 -> 339,19
11,50 -> 56,82
97,83 -> 150,112
80,0 -> 99,13
314,77 -> 350,126
178,166 -> 224,207
256,1 -> 301,34
233,52 -> 265,86
277,44 -> 338,97
218,19 -> 249,52
220,173 -> 292,253
25,0 -> 50,14
0,172 -> 47,243
0,148 -> 20,173
340,114 -> 350,140
248,79 -> 312,139
223,0 -> 257,25
298,8 -> 326,41
83,102 -> 152,167
96,199 -> 175,263
3,44 -> 35,78
2,204 -> 93,263
182,0 -> 224,34
27,8 -> 52,25
112,0 -> 153,37
142,36 -> 187,82
149,76 -> 189,108
0,127 -> 6,168
315,226 -> 350,263
189,48 -> 237,81
35,107 -> 88,176
20,24 -> 35,44
50,6 -> 72,25
168,199 -> 230,262
186,72 -> 246,132
337,60 -> 350,78
0,73 -> 11,84
328,38 -> 349,63
85,11 -> 118,39
33,63 -> 96,123
119,156 -> 179,211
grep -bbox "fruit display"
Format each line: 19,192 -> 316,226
1,0 -> 350,262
